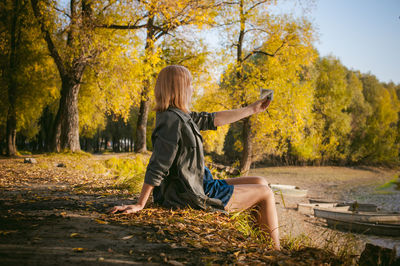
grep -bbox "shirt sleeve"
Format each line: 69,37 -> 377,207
190,111 -> 217,131
144,116 -> 181,187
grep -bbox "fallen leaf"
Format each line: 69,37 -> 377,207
73,247 -> 85,252
70,233 -> 80,238
94,219 -> 108,224
208,247 -> 224,253
0,230 -> 18,235
168,260 -> 184,266
121,235 -> 134,240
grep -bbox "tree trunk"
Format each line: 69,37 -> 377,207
31,0 -> 91,154
240,117 -> 253,174
134,90 -> 150,153
52,78 -> 81,152
134,16 -> 155,153
130,136 -> 133,152
6,107 -> 17,156
95,131 -> 100,153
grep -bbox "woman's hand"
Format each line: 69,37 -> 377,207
109,184 -> 154,214
109,204 -> 144,214
250,98 -> 271,114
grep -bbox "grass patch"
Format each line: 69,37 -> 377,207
376,174 -> 400,191
35,152 -> 106,173
230,209 -> 273,248
17,150 -> 32,155
104,155 -> 149,193
281,233 -> 313,251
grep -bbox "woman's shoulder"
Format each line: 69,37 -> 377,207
158,107 -> 190,123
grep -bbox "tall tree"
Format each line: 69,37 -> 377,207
313,57 -> 352,163
359,74 -> 400,164
3,0 -> 20,156
30,0 -> 94,152
346,71 -> 372,162
30,0 -> 145,152
103,0 -> 217,152
0,0 -> 57,156
218,0 -> 316,172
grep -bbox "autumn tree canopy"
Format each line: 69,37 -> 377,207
0,0 -> 399,167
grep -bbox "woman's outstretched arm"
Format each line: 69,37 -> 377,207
213,98 -> 271,127
110,183 -> 154,214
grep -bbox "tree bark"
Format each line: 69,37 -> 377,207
51,78 -> 81,152
38,106 -> 53,152
6,108 -> 17,156
135,16 -> 154,153
236,0 -> 253,173
134,89 -> 150,153
61,80 -> 81,151
240,117 -> 253,174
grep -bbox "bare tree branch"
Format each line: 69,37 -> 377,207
243,33 -> 295,62
244,0 -> 269,16
243,50 -> 273,61
54,7 -> 71,18
99,23 -> 147,29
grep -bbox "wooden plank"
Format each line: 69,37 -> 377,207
325,218 -> 400,236
297,203 -> 337,215
314,207 -> 400,223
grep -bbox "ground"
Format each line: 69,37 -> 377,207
0,153 -> 398,265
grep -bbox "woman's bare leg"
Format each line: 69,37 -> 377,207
225,176 -> 269,186
225,184 -> 280,250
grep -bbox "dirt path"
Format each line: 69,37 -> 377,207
0,183 -> 183,265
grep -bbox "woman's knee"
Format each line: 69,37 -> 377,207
253,176 -> 269,186
262,185 -> 274,199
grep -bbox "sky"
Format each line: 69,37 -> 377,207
313,0 -> 400,84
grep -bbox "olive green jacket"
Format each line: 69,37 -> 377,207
144,107 -> 224,210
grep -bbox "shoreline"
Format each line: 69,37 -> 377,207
249,166 -> 400,257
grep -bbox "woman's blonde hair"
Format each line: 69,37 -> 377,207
154,65 -> 192,113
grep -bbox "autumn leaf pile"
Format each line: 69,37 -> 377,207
109,207 -> 347,265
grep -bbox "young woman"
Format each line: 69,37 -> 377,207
110,65 -> 280,250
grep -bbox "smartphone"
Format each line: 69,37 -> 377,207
260,89 -> 274,101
